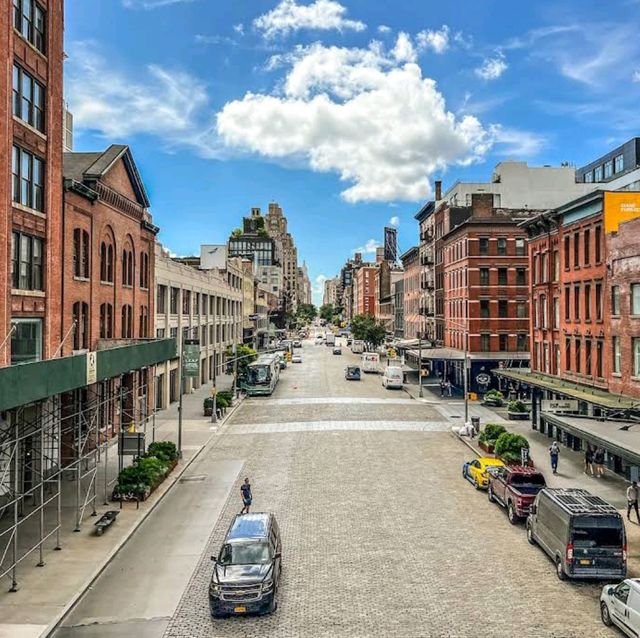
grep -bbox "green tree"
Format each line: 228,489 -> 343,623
296,303 -> 317,324
319,304 -> 335,322
225,344 -> 257,377
231,228 -> 243,238
350,314 -> 386,347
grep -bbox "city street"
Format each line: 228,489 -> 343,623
53,338 -> 616,638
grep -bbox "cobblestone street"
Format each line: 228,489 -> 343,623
161,340 -> 615,638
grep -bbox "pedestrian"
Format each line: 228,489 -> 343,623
549,441 -> 560,474
240,477 -> 252,515
594,447 -> 606,478
440,379 -> 446,397
584,444 -> 594,476
446,380 -> 452,397
627,481 -> 640,523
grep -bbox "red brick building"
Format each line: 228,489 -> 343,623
1,0 -> 64,367
401,247 -> 420,339
353,265 -> 377,317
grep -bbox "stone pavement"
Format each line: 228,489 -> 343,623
0,384 -> 239,638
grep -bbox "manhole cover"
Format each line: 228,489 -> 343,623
180,475 -> 207,482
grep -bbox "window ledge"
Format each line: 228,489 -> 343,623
13,116 -> 46,140
73,276 -> 90,283
612,372 -> 622,378
122,284 -> 133,289
100,281 -> 114,287
12,289 -> 45,297
13,28 -> 47,61
13,202 -> 46,219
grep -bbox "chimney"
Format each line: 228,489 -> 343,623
435,180 -> 442,201
471,193 -> 494,218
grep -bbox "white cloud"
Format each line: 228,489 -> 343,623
216,41 -> 492,203
389,216 -> 400,227
391,32 -> 416,64
353,239 -> 382,255
195,34 -> 236,46
254,0 -> 366,38
490,125 -> 545,157
122,0 -> 194,8
475,53 -> 508,80
417,26 -> 450,54
634,69 -> 640,82
233,23 -> 245,36
378,25 -> 392,35
66,41 -> 209,146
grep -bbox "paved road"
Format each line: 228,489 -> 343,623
53,337 -> 617,638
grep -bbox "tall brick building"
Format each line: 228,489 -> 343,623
353,265 -> 377,317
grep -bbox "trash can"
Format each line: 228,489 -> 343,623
471,417 -> 480,434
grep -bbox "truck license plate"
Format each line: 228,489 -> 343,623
234,606 -> 247,613
579,559 -> 591,565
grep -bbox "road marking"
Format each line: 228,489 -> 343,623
253,397 -> 417,406
228,420 -> 452,434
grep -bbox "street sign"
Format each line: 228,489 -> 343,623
118,432 -> 145,456
541,399 -> 578,413
183,339 -> 200,378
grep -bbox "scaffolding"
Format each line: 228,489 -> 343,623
0,369 -> 156,591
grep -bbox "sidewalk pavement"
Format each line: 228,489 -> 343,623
0,384 -> 242,638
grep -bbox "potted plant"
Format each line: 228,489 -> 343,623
494,432 -> 531,466
507,399 -> 530,421
478,423 -> 507,454
483,389 -> 504,407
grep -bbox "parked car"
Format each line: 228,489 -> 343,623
345,365 -> 361,381
382,366 -> 403,389
209,512 -> 282,617
293,340 -> 302,348
333,347 -> 342,355
600,579 -> 640,635
527,488 -> 627,581
291,354 -> 302,363
315,335 -> 324,344
487,466 -> 546,524
462,457 -> 505,490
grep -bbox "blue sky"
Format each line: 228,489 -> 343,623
65,0 -> 640,304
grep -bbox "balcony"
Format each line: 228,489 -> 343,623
420,230 -> 434,243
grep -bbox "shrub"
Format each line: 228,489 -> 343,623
138,456 -> 168,485
478,423 -> 507,445
218,390 -> 233,403
116,464 -> 148,496
507,400 -> 528,413
216,395 -> 229,409
148,441 -> 178,463
485,390 -> 503,400
494,432 -> 530,464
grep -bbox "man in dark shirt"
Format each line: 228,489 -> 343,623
240,477 -> 252,515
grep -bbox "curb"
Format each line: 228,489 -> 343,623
42,395 -> 246,638
451,430 -> 481,458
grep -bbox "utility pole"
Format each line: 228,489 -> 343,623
418,335 -> 423,398
177,344 -> 183,458
463,330 -> 469,423
232,342 -> 238,399
211,352 -> 217,424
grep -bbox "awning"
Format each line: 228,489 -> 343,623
542,412 -> 640,467
406,347 -> 530,362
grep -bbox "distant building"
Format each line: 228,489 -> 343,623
401,247 -> 420,339
353,265 -> 377,317
266,202 -> 299,312
576,137 -> 640,191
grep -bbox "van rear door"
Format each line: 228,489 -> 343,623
626,586 -> 640,635
570,516 -> 625,577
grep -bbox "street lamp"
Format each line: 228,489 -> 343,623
445,317 -> 470,424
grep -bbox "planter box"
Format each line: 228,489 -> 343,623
507,411 -> 530,421
499,455 -> 535,469
112,458 -> 178,502
483,399 -> 503,408
478,440 -> 495,454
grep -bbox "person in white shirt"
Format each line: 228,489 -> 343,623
627,481 -> 639,523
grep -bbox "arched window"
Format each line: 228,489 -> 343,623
139,305 -> 148,337
100,303 -> 113,338
139,251 -> 149,288
122,249 -> 134,286
101,241 -> 114,283
72,302 -> 89,350
121,304 -> 132,338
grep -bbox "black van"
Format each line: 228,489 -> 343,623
527,488 -> 626,581
209,512 -> 282,617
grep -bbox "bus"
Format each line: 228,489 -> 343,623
246,353 -> 281,396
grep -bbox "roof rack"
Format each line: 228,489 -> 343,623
545,488 -> 619,516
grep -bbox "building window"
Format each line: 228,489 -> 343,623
99,242 -> 114,283
553,251 -> 559,281
72,301 -> 89,350
497,238 -> 507,256
515,238 -> 525,256
121,304 -> 133,338
99,303 -> 113,338
603,160 -> 613,179
574,284 -> 580,320
584,171 -> 593,183
480,333 -> 490,352
573,233 -> 580,267
10,317 -> 42,365
499,334 -> 508,351
633,284 -> 640,315
565,337 -> 572,371
585,339 -> 592,376
479,238 -> 489,256
480,299 -> 490,318
479,268 -> 489,286
73,229 -> 90,279
517,301 -> 527,318
182,290 -> 191,315
12,145 -> 44,211
122,249 -> 134,286
498,299 -> 508,318
595,283 -> 602,321
595,226 -> 602,263
614,154 -> 624,174
583,229 -> 590,265
584,284 -> 591,321
498,268 -> 507,286
139,306 -> 149,338
157,285 -> 167,314
575,339 -> 582,373
170,287 -> 179,314
540,295 -> 547,328
14,0 -> 46,54
517,334 -> 527,352
12,231 -> 43,291
516,268 -> 526,286
564,236 -> 570,269
140,252 -> 149,288
13,64 -> 45,132
613,336 -> 621,374
635,339 -> 640,377
612,285 -> 621,315
596,340 -> 603,378
553,298 -> 560,329
594,165 -> 603,182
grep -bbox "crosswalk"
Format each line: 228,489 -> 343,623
228,420 -> 452,434
254,396 -> 417,406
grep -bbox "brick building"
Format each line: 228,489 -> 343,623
401,247 -> 420,339
353,265 -> 377,317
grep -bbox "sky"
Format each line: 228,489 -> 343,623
64,0 -> 640,304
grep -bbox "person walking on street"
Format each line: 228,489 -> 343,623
446,380 -> 452,397
440,379 -> 446,397
594,447 -> 605,478
584,445 -> 594,476
240,477 -> 252,515
627,481 -> 640,523
549,441 -> 560,474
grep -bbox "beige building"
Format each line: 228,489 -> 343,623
240,258 -> 256,347
323,277 -> 339,306
266,202 -> 299,312
297,261 -> 312,306
154,243 -> 243,408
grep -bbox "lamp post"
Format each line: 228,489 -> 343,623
446,318 -> 470,424
418,335 -> 423,398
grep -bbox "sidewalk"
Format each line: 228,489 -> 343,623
0,385 -> 242,638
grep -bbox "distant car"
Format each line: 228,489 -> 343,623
293,340 -> 302,348
315,335 -> 324,343
278,359 -> 287,370
333,347 -> 342,355
382,366 -> 403,389
345,365 -> 361,380
346,339 -> 353,346
462,457 -> 505,490
291,354 -> 302,363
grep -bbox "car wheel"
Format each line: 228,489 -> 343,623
487,486 -> 495,503
473,477 -> 481,490
526,521 -> 536,546
600,602 -> 613,626
507,502 -> 519,525
555,557 -> 566,581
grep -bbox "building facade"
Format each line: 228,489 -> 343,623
401,247 -> 420,340
353,265 -> 377,317
297,261 -> 312,306
266,202 -> 298,313
323,277 -> 339,307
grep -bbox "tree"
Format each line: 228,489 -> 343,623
350,314 -> 386,347
231,228 -> 243,238
296,303 -> 317,324
319,304 -> 335,322
225,344 -> 257,377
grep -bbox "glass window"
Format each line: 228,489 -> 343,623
613,337 -> 621,374
565,338 -> 572,371
12,231 -> 43,291
516,268 -> 526,286
575,339 -> 582,373
614,154 -> 624,174
498,268 -> 507,286
515,238 -> 525,256
564,236 -> 570,269
553,298 -> 560,329
498,299 -> 508,318
517,301 -> 527,318
603,160 -> 613,179
479,268 -> 489,286
517,334 -> 528,352
573,233 -> 580,267
635,338 -> 640,377
584,284 -> 591,320
612,285 -> 621,315
584,171 -> 593,183
633,285 -> 640,314
497,238 -> 507,256
583,229 -> 590,265
480,334 -> 490,352
15,0 -> 46,53
574,285 -> 580,320
11,318 -> 42,365
499,334 -> 508,351
479,238 -> 489,255
480,299 -> 490,318
12,145 -> 44,211
594,165 -> 603,182
595,283 -> 602,320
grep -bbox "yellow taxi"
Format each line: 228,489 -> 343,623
462,457 -> 505,490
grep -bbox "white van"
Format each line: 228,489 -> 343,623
361,352 -> 380,373
382,366 -> 404,389
601,579 -> 640,635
